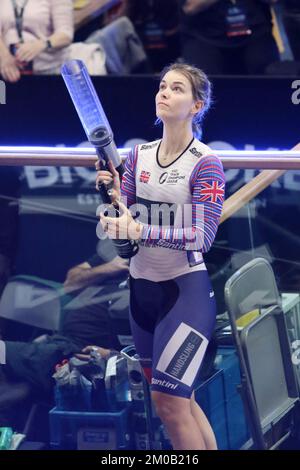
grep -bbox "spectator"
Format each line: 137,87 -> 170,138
85,14 -> 148,75
96,0 -> 180,73
282,0 -> 300,61
179,0 -> 280,75
0,0 -> 74,83
123,0 -> 181,72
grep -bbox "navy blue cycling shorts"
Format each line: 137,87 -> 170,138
129,270 -> 216,398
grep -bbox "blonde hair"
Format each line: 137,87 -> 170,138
156,62 -> 212,139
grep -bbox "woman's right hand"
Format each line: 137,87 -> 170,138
0,53 -> 21,83
95,160 -> 121,203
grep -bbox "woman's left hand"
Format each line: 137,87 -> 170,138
16,40 -> 46,63
100,201 -> 142,241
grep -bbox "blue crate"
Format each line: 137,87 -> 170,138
207,402 -> 230,450
216,347 -> 241,398
216,348 -> 250,449
195,347 -> 250,450
225,393 -> 250,449
195,369 -> 229,450
196,369 -> 225,416
49,406 -> 131,450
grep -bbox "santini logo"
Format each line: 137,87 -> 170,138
0,80 -> 6,105
151,378 -> 178,390
291,80 -> 300,105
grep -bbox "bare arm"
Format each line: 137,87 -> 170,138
16,31 -> 72,63
45,31 -> 72,49
182,0 -> 220,15
0,37 -> 9,59
16,0 -> 73,63
64,256 -> 129,291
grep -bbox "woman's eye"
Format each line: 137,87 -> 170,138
174,87 -> 182,92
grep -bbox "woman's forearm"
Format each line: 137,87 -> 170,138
0,37 -> 10,63
46,31 -> 72,49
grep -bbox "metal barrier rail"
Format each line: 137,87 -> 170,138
0,147 -> 131,167
0,147 -> 300,169
0,145 -> 299,222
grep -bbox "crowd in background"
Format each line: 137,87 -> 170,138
0,0 -> 299,82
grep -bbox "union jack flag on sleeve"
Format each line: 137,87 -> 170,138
140,154 -> 225,252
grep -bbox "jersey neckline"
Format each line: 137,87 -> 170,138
156,137 -> 195,169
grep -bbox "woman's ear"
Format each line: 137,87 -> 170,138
192,100 -> 204,116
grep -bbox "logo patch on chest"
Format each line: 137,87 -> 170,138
159,172 -> 168,184
159,169 -> 185,185
139,171 -> 151,183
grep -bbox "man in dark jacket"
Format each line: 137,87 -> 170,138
180,0 -> 280,74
